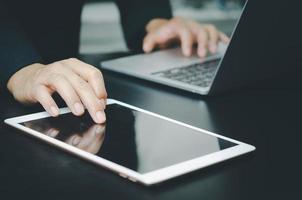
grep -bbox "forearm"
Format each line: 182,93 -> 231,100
0,2 -> 42,89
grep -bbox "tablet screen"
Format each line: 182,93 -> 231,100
20,103 -> 237,174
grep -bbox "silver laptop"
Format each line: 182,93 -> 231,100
101,45 -> 226,95
100,0 -> 281,95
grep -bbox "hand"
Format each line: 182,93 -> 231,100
143,17 -> 230,57
7,58 -> 107,123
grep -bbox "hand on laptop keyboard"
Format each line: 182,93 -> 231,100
143,17 -> 230,58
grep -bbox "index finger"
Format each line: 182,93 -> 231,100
63,58 -> 107,99
219,32 -> 231,43
175,25 -> 194,57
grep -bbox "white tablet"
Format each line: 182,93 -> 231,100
4,99 -> 255,185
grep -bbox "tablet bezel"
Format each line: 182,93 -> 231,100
4,99 -> 255,185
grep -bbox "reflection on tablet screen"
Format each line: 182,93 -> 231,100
21,104 -> 237,173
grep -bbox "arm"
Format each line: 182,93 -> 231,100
115,0 -> 172,52
0,3 -> 107,123
114,0 -> 228,58
0,2 -> 42,88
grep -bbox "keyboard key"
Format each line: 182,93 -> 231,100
152,59 -> 220,88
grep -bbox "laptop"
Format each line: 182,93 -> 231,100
101,0 -> 284,95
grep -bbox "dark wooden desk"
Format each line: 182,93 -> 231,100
1,54 -> 301,199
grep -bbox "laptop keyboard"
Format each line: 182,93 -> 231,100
152,59 -> 220,88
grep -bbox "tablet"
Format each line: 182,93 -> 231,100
4,99 -> 255,185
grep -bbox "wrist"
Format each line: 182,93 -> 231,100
7,63 -> 44,98
146,18 -> 169,33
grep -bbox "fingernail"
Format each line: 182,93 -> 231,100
96,111 -> 106,123
72,135 -> 81,146
184,47 -> 191,57
74,102 -> 84,115
210,44 -> 217,53
50,106 -> 59,116
95,126 -> 104,135
143,44 -> 150,52
49,129 -> 59,138
198,49 -> 206,58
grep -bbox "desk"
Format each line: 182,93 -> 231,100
1,54 -> 301,199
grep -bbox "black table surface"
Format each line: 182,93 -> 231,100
1,53 -> 301,199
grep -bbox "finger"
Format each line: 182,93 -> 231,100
219,32 -> 230,43
63,58 -> 107,99
45,74 -> 84,116
45,128 -> 60,138
176,25 -> 194,57
143,33 -> 157,53
63,72 -> 106,124
78,125 -> 100,152
85,125 -> 106,154
33,85 -> 60,117
143,26 -> 176,53
196,27 -> 209,58
66,134 -> 82,146
205,25 -> 219,53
